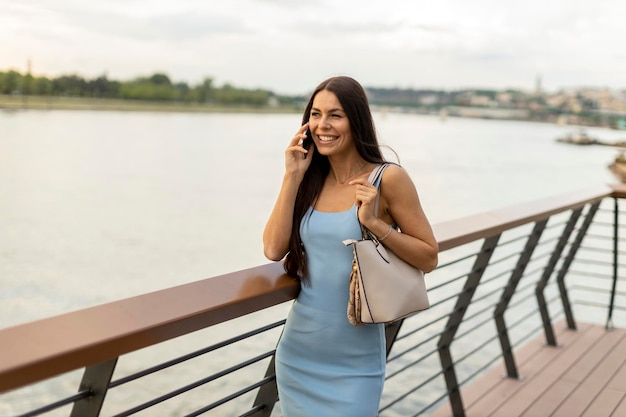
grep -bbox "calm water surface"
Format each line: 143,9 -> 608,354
2,110 -> 621,326
1,109 -> 623,415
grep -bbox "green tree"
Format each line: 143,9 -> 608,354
120,78 -> 176,101
174,81 -> 190,101
87,75 -> 120,98
52,74 -> 87,96
22,73 -> 34,95
197,77 -> 214,103
1,70 -> 22,94
33,76 -> 53,95
149,73 -> 172,86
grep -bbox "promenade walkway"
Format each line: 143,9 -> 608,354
431,321 -> 626,417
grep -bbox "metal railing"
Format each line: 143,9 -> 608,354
1,185 -> 624,417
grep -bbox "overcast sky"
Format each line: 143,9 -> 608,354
1,0 -> 624,95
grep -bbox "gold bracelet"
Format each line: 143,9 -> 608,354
378,224 -> 393,242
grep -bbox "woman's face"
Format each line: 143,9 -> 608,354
309,89 -> 354,157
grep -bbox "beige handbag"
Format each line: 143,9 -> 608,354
344,164 -> 430,326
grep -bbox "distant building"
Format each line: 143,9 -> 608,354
535,74 -> 542,95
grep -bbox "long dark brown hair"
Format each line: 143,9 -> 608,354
283,76 -> 387,284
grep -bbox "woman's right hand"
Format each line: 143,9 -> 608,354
285,123 -> 313,175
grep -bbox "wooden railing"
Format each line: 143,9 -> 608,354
1,184 -> 624,416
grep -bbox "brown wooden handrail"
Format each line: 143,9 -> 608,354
0,262 -> 298,392
0,183 -> 620,394
435,185 -> 613,251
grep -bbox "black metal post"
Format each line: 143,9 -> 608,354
70,358 -> 118,417
536,208 -> 582,346
385,320 -> 404,357
250,355 -> 279,416
608,197 -> 619,330
554,201 -> 601,330
495,219 -> 547,379
437,235 -> 500,417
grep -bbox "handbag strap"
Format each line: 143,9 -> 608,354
358,163 -> 390,240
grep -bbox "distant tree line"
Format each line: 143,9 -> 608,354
365,87 -> 532,109
3,68 -> 621,128
0,69 -> 301,107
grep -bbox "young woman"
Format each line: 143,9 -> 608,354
263,76 -> 438,416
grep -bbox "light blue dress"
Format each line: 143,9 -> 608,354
275,200 -> 386,416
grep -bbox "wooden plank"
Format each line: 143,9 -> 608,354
559,327 -> 625,383
607,357 -> 626,392
520,380 -> 578,417
551,331 -> 626,417
424,323 -> 625,417
428,323 -> 590,417
581,388 -> 625,417
612,396 -> 626,416
426,324 -> 566,417
475,325 -> 584,408
519,328 -> 624,416
487,325 -> 607,417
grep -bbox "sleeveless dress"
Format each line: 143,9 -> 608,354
275,187 -> 386,416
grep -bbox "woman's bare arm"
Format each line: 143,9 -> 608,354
354,165 -> 439,272
263,124 -> 312,261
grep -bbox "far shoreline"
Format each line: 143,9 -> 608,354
0,94 -> 610,130
0,94 -> 303,114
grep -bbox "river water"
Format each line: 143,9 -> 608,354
0,109 -> 623,415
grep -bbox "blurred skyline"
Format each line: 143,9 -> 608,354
1,0 -> 625,95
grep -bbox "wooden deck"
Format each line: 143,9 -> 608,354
430,321 -> 626,417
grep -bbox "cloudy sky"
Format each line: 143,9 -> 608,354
1,0 -> 624,95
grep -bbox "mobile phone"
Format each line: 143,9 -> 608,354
302,130 -> 312,158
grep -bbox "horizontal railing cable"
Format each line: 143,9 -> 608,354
387,330 -> 441,363
452,332 -> 500,370
494,232 -> 532,247
479,268 -> 518,286
578,243 -> 626,255
380,369 -> 444,412
385,347 -> 439,380
15,391 -> 89,417
428,289 -> 471,310
436,245 -> 490,269
571,257 -> 623,268
568,270 -> 614,280
488,253 -> 525,269
575,300 -> 626,311
184,376 -> 276,417
111,351 -> 275,417
582,233 -> 616,242
110,320 -> 285,389
410,392 -> 450,417
518,266 -> 547,282
239,405 -> 264,417
427,270 -> 474,292
393,314 -> 448,343
507,287 -> 541,308
534,235 -> 562,249
573,284 -> 618,295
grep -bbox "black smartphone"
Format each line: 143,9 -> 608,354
302,130 -> 312,158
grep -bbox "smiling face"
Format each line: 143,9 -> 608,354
308,89 -> 355,158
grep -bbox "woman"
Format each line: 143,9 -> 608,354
263,76 -> 438,416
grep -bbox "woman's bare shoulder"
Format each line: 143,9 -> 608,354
381,163 -> 415,189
